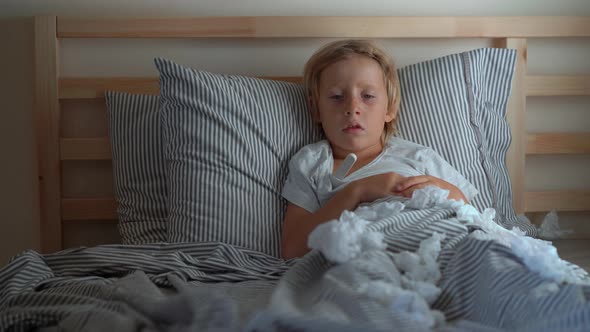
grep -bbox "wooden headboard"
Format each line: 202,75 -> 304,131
34,16 -> 590,253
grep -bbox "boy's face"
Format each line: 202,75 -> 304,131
316,54 -> 394,158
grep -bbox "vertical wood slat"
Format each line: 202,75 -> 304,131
35,16 -> 62,253
495,38 -> 527,215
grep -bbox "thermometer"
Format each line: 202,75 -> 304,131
334,153 -> 357,179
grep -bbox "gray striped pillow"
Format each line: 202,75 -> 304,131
106,91 -> 168,244
467,49 -> 535,234
155,58 -> 322,256
397,48 -> 535,235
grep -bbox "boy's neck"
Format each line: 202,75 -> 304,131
331,142 -> 383,176
331,141 -> 384,163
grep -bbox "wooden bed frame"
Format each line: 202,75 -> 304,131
34,16 -> 590,253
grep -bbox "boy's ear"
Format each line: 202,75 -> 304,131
384,106 -> 397,123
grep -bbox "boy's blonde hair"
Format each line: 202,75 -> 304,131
303,39 -> 401,143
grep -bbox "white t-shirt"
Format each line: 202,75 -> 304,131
282,137 -> 478,213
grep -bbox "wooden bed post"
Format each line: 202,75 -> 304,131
495,38 -> 527,215
34,16 -> 62,253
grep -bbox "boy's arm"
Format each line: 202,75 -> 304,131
417,148 -> 478,202
281,172 -> 404,259
282,186 -> 360,259
395,175 -> 468,203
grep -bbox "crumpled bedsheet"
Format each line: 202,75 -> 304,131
1,187 -> 589,331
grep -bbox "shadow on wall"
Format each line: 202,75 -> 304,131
0,17 -> 40,264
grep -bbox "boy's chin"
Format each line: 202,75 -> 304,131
331,139 -> 380,154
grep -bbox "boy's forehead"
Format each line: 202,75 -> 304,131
325,53 -> 378,69
319,56 -> 386,88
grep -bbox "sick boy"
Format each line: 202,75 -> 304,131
281,40 -> 478,259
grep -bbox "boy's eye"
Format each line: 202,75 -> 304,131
329,95 -> 343,100
363,94 -> 376,99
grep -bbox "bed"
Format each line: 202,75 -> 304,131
0,15 -> 589,331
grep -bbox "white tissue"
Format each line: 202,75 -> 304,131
308,211 -> 386,264
537,210 -> 573,240
531,282 -> 559,298
404,186 -> 449,209
405,185 -> 463,211
354,200 -> 405,221
394,233 -> 445,284
389,288 -> 436,328
409,186 -> 587,285
509,235 -> 571,283
401,278 -> 442,305
356,280 -> 397,304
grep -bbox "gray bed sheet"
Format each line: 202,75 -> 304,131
1,204 -> 589,331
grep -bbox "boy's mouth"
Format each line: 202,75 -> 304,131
342,123 -> 364,133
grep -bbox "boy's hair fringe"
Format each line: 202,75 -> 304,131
303,39 -> 401,143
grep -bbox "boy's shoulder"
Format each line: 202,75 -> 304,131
292,140 -> 331,159
386,136 -> 433,159
291,140 -> 331,166
288,140 -> 331,178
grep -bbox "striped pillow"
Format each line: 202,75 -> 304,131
467,49 -> 535,234
397,48 -> 535,235
106,92 -> 168,244
155,58 -> 322,257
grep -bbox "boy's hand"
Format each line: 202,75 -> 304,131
394,175 -> 467,202
349,172 -> 405,203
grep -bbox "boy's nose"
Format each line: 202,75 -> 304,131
344,97 -> 362,116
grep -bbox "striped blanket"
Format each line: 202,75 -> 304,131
1,197 -> 589,331
0,242 -> 294,331
263,205 -> 590,331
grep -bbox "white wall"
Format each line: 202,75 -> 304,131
0,0 -> 588,263
1,0 -> 590,16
